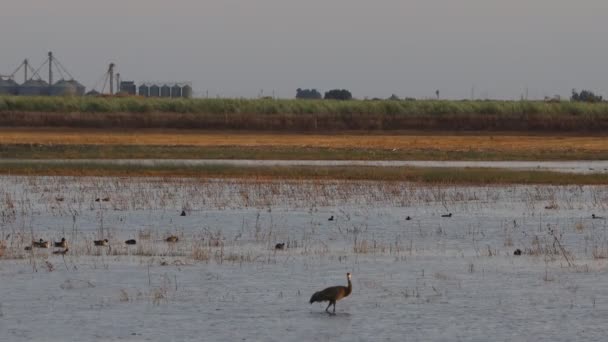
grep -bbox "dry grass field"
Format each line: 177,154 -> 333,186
2,128 -> 607,154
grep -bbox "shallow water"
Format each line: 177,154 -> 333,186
2,159 -> 608,174
1,176 -> 608,341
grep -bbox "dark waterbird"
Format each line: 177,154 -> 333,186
54,238 -> 67,248
180,210 -> 186,217
514,249 -> 522,256
166,236 -> 179,243
328,216 -> 334,221
592,214 -> 605,219
94,239 -> 109,246
441,213 -> 452,218
275,243 -> 285,250
405,216 -> 412,221
32,239 -> 50,248
310,273 -> 352,314
125,239 -> 137,245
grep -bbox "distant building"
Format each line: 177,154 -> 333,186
119,81 -> 136,95
138,82 -> 192,98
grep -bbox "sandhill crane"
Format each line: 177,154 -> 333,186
310,273 -> 352,314
166,236 -> 179,243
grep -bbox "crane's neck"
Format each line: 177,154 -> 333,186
345,278 -> 352,296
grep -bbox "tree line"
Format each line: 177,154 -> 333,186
296,88 -> 352,100
297,88 -> 605,102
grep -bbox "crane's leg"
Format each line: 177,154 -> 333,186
325,302 -> 332,313
333,302 -> 336,313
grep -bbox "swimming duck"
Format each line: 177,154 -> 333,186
32,239 -> 50,248
54,238 -> 67,248
93,239 -> 109,246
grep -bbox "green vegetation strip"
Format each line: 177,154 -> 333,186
2,96 -> 608,131
1,162 -> 607,185
2,96 -> 608,116
2,144 -> 608,161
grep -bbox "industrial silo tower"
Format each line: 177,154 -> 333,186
160,84 -> 171,98
138,84 -> 149,97
19,79 -> 50,96
1,53 -> 85,96
0,78 -> 18,95
46,51 -> 85,96
149,84 -> 160,97
171,84 -> 181,98
181,84 -> 192,98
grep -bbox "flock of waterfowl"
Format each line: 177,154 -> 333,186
20,199 -> 186,255
23,234 -> 181,254
5,211 -> 606,314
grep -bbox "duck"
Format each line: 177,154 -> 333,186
514,249 -> 522,256
592,214 -> 605,220
165,236 -> 179,243
125,239 -> 137,245
441,213 -> 452,218
54,238 -> 67,248
93,239 -> 109,246
275,242 -> 285,250
405,216 -> 412,221
180,210 -> 186,217
32,239 -> 50,248
328,216 -> 334,221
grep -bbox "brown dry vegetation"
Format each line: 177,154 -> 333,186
1,128 -> 607,155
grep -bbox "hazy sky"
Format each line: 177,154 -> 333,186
2,0 -> 607,99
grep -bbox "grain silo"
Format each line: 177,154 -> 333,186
160,84 -> 171,98
0,78 -> 18,95
19,79 -> 49,96
2,53 -> 87,97
120,81 -> 136,95
138,84 -> 149,97
68,80 -> 86,96
149,84 -> 160,97
181,84 -> 192,98
50,79 -> 85,96
171,84 -> 181,98
50,80 -> 76,96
